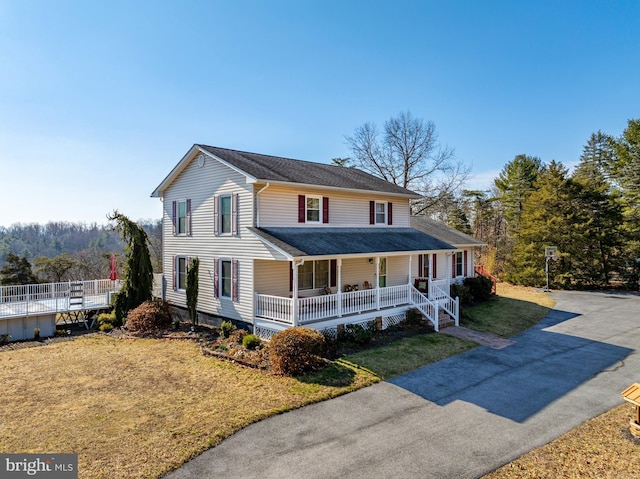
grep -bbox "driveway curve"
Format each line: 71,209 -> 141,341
167,291 -> 640,479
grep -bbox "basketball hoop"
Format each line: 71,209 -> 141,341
543,246 -> 558,291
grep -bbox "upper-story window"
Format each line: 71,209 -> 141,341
298,195 -> 329,224
375,202 -> 386,224
220,195 -> 232,234
214,193 -> 238,236
306,196 -> 321,223
172,199 -> 191,236
369,201 -> 393,225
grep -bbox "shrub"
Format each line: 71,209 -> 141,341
242,334 -> 261,350
0,333 -> 11,345
125,300 -> 172,334
269,327 -> 326,376
463,276 -> 494,303
33,327 -> 40,340
342,323 -> 373,345
450,283 -> 472,306
220,320 -> 236,339
95,312 -> 117,329
99,323 -> 114,333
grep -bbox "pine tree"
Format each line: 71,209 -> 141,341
107,211 -> 153,324
0,252 -> 39,285
506,161 -> 576,287
186,257 -> 200,325
571,134 -> 624,286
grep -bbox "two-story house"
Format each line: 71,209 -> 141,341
151,145 -> 484,339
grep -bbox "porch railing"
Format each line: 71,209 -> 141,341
255,283 -> 450,327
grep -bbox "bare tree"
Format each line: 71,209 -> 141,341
345,111 -> 469,213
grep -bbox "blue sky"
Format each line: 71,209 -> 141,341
1,0 -> 638,226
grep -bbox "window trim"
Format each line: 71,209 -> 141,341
176,255 -> 188,291
306,195 -> 322,224
220,258 -> 232,299
455,251 -> 463,277
421,253 -> 431,278
220,194 -> 232,235
375,201 -> 387,225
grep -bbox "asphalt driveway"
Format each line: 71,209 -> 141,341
167,290 -> 640,479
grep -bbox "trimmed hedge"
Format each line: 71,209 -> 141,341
269,327 -> 326,376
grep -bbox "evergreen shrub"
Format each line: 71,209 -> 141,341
220,320 -> 236,339
242,334 -> 261,350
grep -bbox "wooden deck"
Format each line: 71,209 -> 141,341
0,279 -> 120,320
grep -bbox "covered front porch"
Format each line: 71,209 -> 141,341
253,253 -> 460,337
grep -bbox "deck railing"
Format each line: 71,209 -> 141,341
0,279 -> 120,318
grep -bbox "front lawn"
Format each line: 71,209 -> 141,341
0,282 -> 556,478
0,336 -> 378,479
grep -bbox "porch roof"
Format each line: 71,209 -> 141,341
247,227 -> 455,259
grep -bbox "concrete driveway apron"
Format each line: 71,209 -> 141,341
166,291 -> 640,479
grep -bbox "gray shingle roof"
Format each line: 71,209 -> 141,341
248,227 -> 455,258
199,145 -> 418,196
410,216 -> 486,247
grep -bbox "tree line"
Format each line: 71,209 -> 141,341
342,112 -> 639,289
444,119 -> 639,289
0,219 -> 162,285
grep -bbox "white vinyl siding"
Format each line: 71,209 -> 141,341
256,184 -> 411,227
162,153 -> 283,325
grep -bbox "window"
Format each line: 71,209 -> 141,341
298,261 -> 313,289
421,254 -> 430,278
221,260 -> 232,298
306,197 -> 320,223
455,252 -> 463,277
378,257 -> 387,288
220,195 -> 232,234
173,199 -> 191,235
176,256 -> 187,290
297,260 -> 330,290
375,202 -> 386,224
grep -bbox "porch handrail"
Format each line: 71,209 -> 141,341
409,285 -> 439,331
431,282 -> 459,326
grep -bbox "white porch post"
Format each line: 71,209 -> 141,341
408,255 -> 412,302
375,256 -> 380,310
446,253 -> 452,294
292,261 -> 299,327
337,258 -> 342,318
428,253 -> 433,299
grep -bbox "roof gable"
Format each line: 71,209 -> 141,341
151,144 -> 420,198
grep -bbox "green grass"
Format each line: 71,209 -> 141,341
344,333 -> 477,379
344,283 -> 556,378
461,283 -> 556,337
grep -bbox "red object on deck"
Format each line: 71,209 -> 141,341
109,254 -> 117,281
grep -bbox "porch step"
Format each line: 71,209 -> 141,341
420,311 -> 455,331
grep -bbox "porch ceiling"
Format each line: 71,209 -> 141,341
248,227 -> 455,258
